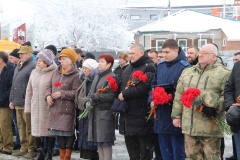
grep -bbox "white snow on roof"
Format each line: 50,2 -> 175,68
125,0 -> 234,8
133,10 -> 240,41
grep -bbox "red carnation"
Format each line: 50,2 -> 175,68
148,87 -> 172,120
128,71 -> 148,87
181,88 -> 201,108
54,82 -> 62,87
106,75 -> 118,92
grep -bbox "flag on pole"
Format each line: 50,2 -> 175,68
13,23 -> 26,44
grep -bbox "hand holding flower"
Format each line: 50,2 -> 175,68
118,93 -> 124,101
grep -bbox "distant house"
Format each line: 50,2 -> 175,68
133,10 -> 240,54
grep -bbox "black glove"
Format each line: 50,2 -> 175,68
202,105 -> 217,117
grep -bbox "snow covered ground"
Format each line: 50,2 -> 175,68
0,131 -> 233,159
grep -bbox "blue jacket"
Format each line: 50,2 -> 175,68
149,47 -> 190,134
0,62 -> 15,107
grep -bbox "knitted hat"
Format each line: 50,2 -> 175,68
37,49 -> 55,66
82,59 -> 98,70
18,45 -> 33,54
58,49 -> 77,63
45,45 -> 57,56
9,49 -> 20,59
118,52 -> 129,62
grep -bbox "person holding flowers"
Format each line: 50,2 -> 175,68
24,49 -> 57,160
148,39 -> 190,160
118,43 -> 156,160
172,43 -> 230,159
84,53 -> 117,160
75,58 -> 99,160
46,49 -> 81,160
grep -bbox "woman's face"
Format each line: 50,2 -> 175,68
98,58 -> 111,72
37,58 -> 48,69
82,67 -> 92,76
59,56 -> 72,69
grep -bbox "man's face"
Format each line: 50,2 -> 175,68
19,53 -> 31,62
9,56 -> 20,65
187,48 -> 198,63
129,48 -> 144,63
148,52 -> 158,65
157,52 -> 165,62
162,47 -> 178,62
198,45 -> 216,65
233,55 -> 240,64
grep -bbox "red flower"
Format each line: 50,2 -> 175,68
132,71 -> 148,83
106,75 -> 118,92
54,82 -> 62,87
97,76 -> 118,93
148,87 -> 172,120
181,88 -> 201,108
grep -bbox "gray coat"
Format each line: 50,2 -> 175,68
87,69 -> 116,143
10,58 -> 36,106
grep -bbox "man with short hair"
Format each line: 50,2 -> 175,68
149,39 -> 190,160
148,51 -> 158,65
9,45 -> 37,158
0,51 -> 15,155
187,46 -> 199,65
233,52 -> 240,64
172,44 -> 230,159
118,43 -> 156,160
75,48 -> 83,69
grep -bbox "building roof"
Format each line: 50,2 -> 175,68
133,10 -> 240,41
125,0 -> 234,8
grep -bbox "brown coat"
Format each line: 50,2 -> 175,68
25,63 -> 57,136
46,65 -> 81,132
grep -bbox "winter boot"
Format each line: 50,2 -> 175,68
59,149 -> 65,160
64,149 -> 72,160
44,149 -> 53,160
35,148 -> 44,160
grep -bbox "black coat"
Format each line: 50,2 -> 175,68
224,61 -> 240,111
0,62 -> 15,107
119,54 -> 156,136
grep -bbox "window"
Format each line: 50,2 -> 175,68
130,15 -> 141,20
156,40 -> 165,51
223,39 -> 227,47
198,39 -> 207,48
150,14 -> 157,20
178,39 -> 187,52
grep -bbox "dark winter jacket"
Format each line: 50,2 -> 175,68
46,65 -> 81,132
149,47 -> 190,135
119,54 -> 156,136
9,58 -> 36,106
76,68 -> 99,150
113,64 -> 129,78
224,61 -> 240,111
0,62 -> 15,107
87,69 -> 116,143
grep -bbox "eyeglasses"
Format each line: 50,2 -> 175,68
158,56 -> 163,58
199,52 -> 213,56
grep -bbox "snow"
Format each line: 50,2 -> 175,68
133,10 -> 240,41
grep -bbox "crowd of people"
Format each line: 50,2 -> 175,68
0,39 -> 239,160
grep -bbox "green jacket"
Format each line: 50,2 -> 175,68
172,61 -> 230,137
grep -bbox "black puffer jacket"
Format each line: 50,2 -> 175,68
119,54 -> 156,136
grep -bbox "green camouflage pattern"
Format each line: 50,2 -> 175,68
185,134 -> 221,160
172,61 -> 231,137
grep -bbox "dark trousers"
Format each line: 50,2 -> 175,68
220,137 -> 225,159
232,135 -> 237,158
152,134 -> 162,160
158,133 -> 185,160
124,135 -> 153,160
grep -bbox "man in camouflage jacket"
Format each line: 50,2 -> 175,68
172,44 -> 231,159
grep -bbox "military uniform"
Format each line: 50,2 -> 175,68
172,61 -> 230,159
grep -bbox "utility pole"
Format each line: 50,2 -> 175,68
168,0 -> 171,16
223,0 -> 226,18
